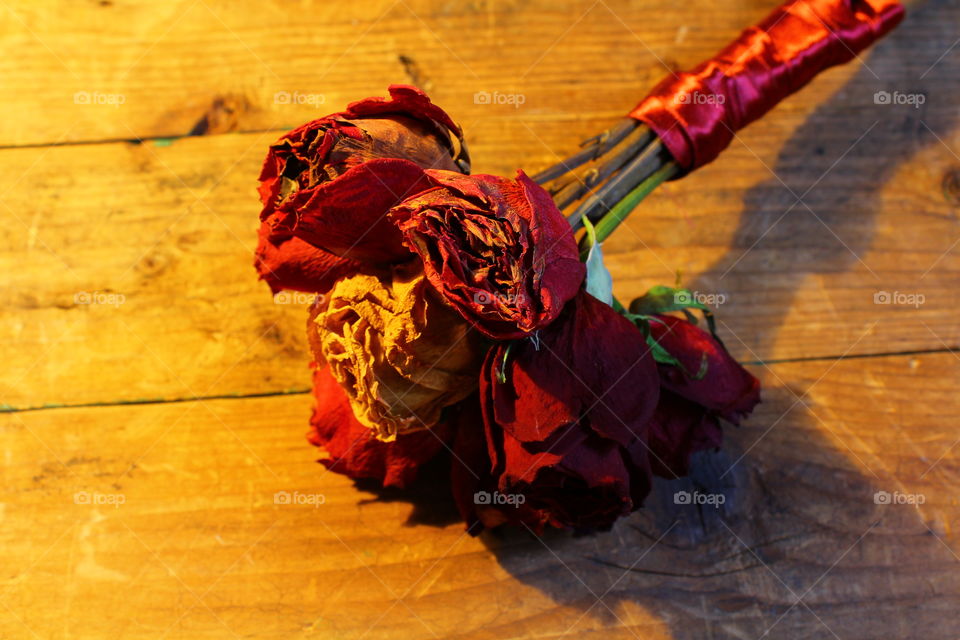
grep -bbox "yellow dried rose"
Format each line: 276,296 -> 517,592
309,265 -> 486,441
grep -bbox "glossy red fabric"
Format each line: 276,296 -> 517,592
629,0 -> 904,173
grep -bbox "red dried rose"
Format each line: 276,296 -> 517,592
390,170 -> 585,339
449,397 -> 552,532
645,314 -> 760,477
649,314 -> 760,422
474,291 -> 659,531
255,85 -> 467,288
308,366 -> 451,488
254,210 -> 362,294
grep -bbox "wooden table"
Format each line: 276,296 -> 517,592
3,0 -> 959,637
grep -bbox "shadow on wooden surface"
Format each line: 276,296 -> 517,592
342,7 -> 960,635
483,394 -> 959,639
690,0 -> 960,362
345,365 -> 960,638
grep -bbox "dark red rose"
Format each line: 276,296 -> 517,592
448,397 -> 548,533
390,170 -> 585,340
255,85 -> 467,284
476,292 -> 659,531
308,366 -> 451,488
646,390 -> 723,477
649,314 -> 760,423
645,314 -> 760,477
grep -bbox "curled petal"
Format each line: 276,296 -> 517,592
278,159 -> 434,264
344,84 -> 463,140
308,366 -> 450,488
649,314 -> 760,424
310,266 -> 486,441
392,170 -> 584,339
254,212 -> 362,294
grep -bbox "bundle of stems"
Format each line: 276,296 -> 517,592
532,118 -> 678,242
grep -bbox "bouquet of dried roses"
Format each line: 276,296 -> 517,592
254,0 -> 903,533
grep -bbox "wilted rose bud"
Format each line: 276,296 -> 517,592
390,170 -> 584,339
255,85 -> 469,287
474,292 -> 660,531
644,314 -> 761,477
309,264 -> 486,441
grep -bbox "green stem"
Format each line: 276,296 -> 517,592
592,161 -> 679,244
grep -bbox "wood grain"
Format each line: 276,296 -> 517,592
2,108 -> 958,407
3,352 -> 959,639
2,0 -> 959,637
0,0 -> 768,147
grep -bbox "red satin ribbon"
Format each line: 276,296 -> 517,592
629,0 -> 904,175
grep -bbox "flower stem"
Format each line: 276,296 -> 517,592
566,138 -> 671,230
546,125 -> 654,210
531,118 -> 640,185
592,161 -> 678,244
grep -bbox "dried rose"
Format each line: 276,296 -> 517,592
645,314 -> 760,477
309,264 -> 486,441
254,209 -> 362,294
475,292 -> 659,531
255,84 -> 468,283
649,314 -> 760,422
390,170 -> 585,339
448,397 -> 549,532
308,366 -> 451,488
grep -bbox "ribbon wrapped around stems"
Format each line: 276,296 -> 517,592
629,0 -> 904,174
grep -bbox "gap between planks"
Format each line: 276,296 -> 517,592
3,346 -> 956,415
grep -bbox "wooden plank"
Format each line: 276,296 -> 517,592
2,351 -> 959,639
2,107 -> 959,408
0,0 -> 953,152
0,0 -> 771,147
0,132 -> 317,409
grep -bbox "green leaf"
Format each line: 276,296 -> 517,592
580,216 -> 614,305
629,284 -> 710,316
624,309 -> 709,379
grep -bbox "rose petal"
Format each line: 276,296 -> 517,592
491,423 -> 634,531
448,397 -> 548,533
308,366 -> 451,488
254,215 -> 362,294
484,291 -> 659,448
646,390 -> 723,478
391,170 -> 585,339
284,159 -> 432,264
310,266 -> 486,440
344,84 -> 462,138
649,314 -> 760,423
